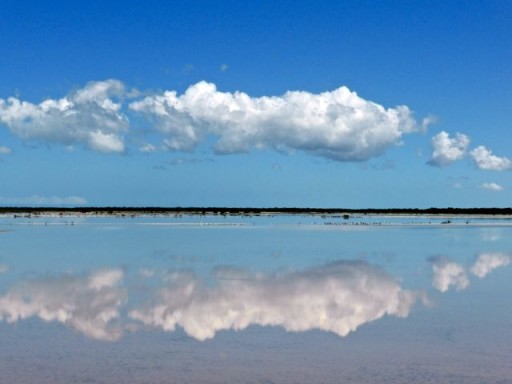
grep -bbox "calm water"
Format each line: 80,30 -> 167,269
1,214 -> 511,383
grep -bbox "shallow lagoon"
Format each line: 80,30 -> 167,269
1,214 -> 511,383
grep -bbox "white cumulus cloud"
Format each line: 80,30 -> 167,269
0,195 -> 87,206
429,256 -> 469,292
470,146 -> 512,171
0,80 -> 128,153
428,131 -> 470,167
480,182 -> 504,191
130,81 -> 427,162
470,252 -> 511,278
0,269 -> 126,341
129,261 -> 421,341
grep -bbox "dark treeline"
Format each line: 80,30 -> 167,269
1,207 -> 512,215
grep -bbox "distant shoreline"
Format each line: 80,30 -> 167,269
1,206 -> 511,217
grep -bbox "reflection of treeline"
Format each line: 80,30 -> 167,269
1,206 -> 512,216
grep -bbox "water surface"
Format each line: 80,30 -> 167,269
1,214 -> 511,383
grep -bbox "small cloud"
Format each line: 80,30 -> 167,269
0,146 -> 11,154
420,115 -> 436,133
428,131 -> 470,167
370,159 -> 396,170
220,64 -> 229,72
0,195 -> 87,206
470,252 -> 511,278
88,269 -> 124,290
0,264 -> 9,274
168,158 -> 214,166
169,158 -> 196,166
429,256 -> 469,292
183,64 -> 194,73
450,176 -> 469,189
139,269 -> 155,278
449,175 -> 470,181
140,143 -> 157,152
480,182 -> 504,191
479,228 -> 502,242
272,163 -> 282,170
470,146 -> 512,171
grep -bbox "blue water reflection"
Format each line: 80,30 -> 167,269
1,214 -> 511,383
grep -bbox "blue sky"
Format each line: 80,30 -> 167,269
0,0 -> 511,208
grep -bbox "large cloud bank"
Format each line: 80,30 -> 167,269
130,81 -> 425,161
129,261 -> 421,341
0,80 -> 127,152
0,269 -> 126,341
0,80 -> 427,161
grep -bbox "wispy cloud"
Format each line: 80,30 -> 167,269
470,146 -> 512,171
428,131 -> 470,167
0,269 -> 126,341
0,146 -> 11,154
480,182 -> 504,191
139,143 -> 157,152
130,261 -> 422,341
0,264 -> 9,274
168,157 -> 214,166
0,195 -> 87,206
0,80 -> 128,153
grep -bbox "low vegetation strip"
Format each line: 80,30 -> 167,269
0,207 -> 511,216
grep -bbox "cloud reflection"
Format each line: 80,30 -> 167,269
129,261 -> 421,341
2,253 -> 509,342
429,256 -> 469,292
430,252 -> 512,292
0,269 -> 126,341
470,252 -> 512,278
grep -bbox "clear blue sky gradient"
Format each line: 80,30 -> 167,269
0,0 -> 511,208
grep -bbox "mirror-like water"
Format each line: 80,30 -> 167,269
1,214 -> 511,383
